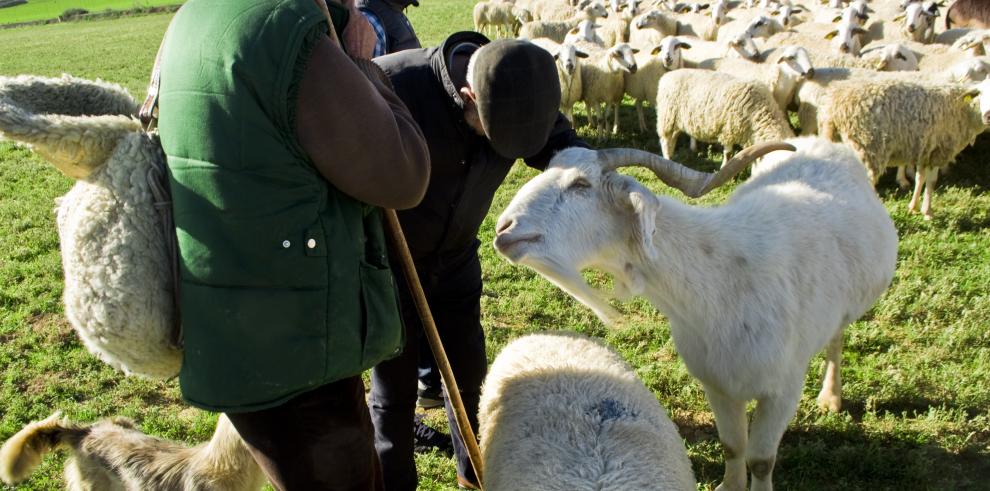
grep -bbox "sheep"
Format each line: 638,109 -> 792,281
580,43 -> 639,133
761,19 -> 868,56
478,332 -> 697,491
820,78 -> 990,219
947,0 -> 990,29
628,9 -> 680,46
598,0 -> 638,45
532,39 -> 591,123
0,412 -> 265,491
717,13 -> 788,41
624,36 -> 686,132
678,32 -> 763,67
518,1 -> 611,41
564,18 -> 608,46
859,42 -> 920,70
703,45 -> 816,113
675,10 -> 722,40
492,137 -> 898,491
0,74 -> 181,379
654,68 -> 795,161
893,0 -> 940,42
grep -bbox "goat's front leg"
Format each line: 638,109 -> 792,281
817,329 -> 844,413
706,388 -> 748,491
747,386 -> 804,491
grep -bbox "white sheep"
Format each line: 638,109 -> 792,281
580,43 -> 639,133
893,0 -> 940,42
492,137 -> 898,491
628,9 -> 680,46
518,2 -> 611,41
820,78 -> 990,219
624,36 -> 686,132
532,39 -> 591,123
564,18 -> 607,46
675,10 -> 722,40
0,74 -> 181,379
702,45 -> 816,112
478,332 -> 697,491
678,32 -> 763,67
655,68 -> 795,161
0,412 -> 264,490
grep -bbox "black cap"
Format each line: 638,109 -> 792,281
471,39 -> 561,159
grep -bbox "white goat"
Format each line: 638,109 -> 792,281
0,413 -> 264,491
493,137 -> 898,491
479,332 -> 697,490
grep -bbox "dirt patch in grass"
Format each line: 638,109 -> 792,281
28,312 -> 75,346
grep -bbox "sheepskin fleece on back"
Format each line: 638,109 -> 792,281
478,332 -> 696,491
55,132 -> 181,378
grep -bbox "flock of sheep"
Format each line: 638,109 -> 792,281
477,0 -> 990,219
1,0 -> 989,489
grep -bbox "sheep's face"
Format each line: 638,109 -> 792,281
656,36 -> 687,69
952,58 -> 990,84
712,1 -> 728,25
825,22 -> 865,56
869,44 -> 918,71
586,2 -> 610,18
609,44 -> 640,73
776,46 -> 815,79
900,2 -> 936,37
556,43 -> 589,74
727,33 -> 762,61
773,5 -> 803,28
745,15 -> 774,38
634,10 -> 667,29
494,148 -> 658,321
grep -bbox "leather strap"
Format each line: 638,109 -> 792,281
139,36 -> 165,130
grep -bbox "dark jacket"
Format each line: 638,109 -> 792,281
374,32 -> 588,261
356,0 -> 422,53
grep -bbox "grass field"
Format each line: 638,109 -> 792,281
1,2 -> 989,490
0,0 -> 177,25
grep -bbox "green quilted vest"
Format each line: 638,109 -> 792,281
158,0 -> 403,412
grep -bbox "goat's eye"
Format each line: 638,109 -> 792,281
568,178 -> 592,190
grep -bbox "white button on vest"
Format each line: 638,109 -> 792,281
282,240 -> 291,249
307,238 -> 317,249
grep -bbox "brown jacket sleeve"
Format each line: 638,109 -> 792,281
296,36 -> 430,210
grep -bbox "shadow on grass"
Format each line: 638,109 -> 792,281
675,412 -> 990,490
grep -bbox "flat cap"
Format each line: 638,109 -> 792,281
471,39 -> 561,159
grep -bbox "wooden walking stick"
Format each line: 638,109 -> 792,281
383,209 -> 486,489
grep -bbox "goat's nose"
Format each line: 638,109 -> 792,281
496,218 -> 514,235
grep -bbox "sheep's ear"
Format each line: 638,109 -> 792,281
631,47 -> 640,53
576,49 -> 590,57
831,14 -> 842,22
678,41 -> 693,49
792,7 -> 804,13
651,45 -> 662,55
962,88 -> 980,104
893,13 -> 905,22
569,26 -> 580,34
824,29 -> 839,40
852,26 -> 868,35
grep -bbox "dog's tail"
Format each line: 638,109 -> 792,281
0,412 -> 89,484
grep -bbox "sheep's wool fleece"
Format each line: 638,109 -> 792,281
0,75 -> 181,379
478,332 -> 696,491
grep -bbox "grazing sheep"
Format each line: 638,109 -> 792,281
0,413 -> 265,491
947,0 -> 990,29
655,68 -> 795,161
628,9 -> 680,46
532,39 -> 591,123
493,137 -> 898,491
580,43 -> 639,133
624,36 -> 686,132
0,74 -> 180,379
478,332 -> 697,491
820,78 -> 990,219
703,45 -> 816,112
518,1 -> 611,41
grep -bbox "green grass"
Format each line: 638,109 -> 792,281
0,0 -> 178,25
2,3 -> 990,490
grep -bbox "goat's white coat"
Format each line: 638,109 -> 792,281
494,137 -> 898,490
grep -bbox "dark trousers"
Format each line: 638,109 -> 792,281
227,377 -> 384,491
369,245 -> 488,491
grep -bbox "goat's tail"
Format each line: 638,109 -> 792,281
0,412 -> 88,485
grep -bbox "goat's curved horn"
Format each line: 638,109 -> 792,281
0,98 -> 139,180
597,141 -> 796,198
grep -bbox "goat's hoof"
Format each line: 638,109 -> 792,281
817,392 -> 842,413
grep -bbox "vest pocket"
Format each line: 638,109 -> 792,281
358,262 -> 404,365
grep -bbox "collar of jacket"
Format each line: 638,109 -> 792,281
430,31 -> 490,113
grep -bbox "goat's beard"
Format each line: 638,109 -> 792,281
523,256 -> 620,325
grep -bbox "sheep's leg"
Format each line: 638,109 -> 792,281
690,137 -> 698,153
612,103 -> 620,134
636,100 -> 646,133
908,166 -> 925,213
896,166 -> 912,189
816,329 -> 844,413
706,389 -> 748,491
921,166 -> 939,221
563,107 -> 574,125
746,389 -> 803,491
660,131 -> 679,159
